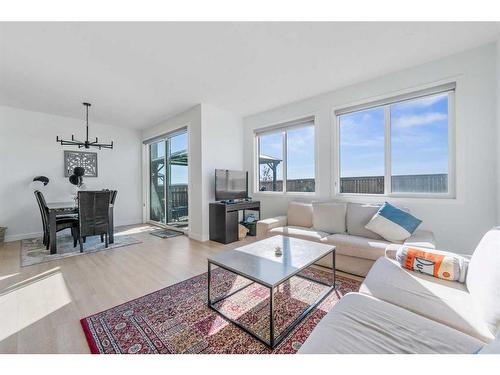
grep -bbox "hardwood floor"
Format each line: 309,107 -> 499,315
0,224 -> 361,354
0,224 -> 257,353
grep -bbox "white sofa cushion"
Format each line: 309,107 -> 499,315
298,293 -> 483,354
268,226 -> 329,243
478,333 -> 500,354
466,227 -> 500,338
287,202 -> 313,228
315,253 -> 375,276
403,229 -> 436,249
346,203 -> 384,240
312,201 -> 346,234
360,257 -> 493,342
321,233 -> 390,261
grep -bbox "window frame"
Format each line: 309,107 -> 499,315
334,84 -> 456,199
253,116 -> 317,196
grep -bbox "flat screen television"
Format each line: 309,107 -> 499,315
215,169 -> 248,201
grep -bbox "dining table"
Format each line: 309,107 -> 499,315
46,201 -> 115,254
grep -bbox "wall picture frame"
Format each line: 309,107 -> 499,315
64,150 -> 98,177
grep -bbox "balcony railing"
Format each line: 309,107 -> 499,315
151,183 -> 188,223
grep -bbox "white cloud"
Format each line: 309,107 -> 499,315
340,112 -> 374,129
341,136 -> 384,147
394,93 -> 447,110
393,112 -> 447,128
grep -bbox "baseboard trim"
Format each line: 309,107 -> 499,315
3,220 -> 143,243
4,231 -> 43,243
188,232 -> 209,242
115,220 -> 143,227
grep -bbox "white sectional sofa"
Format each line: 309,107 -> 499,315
257,201 -> 435,276
298,227 -> 500,354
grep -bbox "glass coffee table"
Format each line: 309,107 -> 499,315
207,235 -> 336,348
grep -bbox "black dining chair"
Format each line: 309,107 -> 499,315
82,189 -> 117,244
101,189 -> 117,204
110,189 -> 117,205
77,191 -> 111,252
34,191 -> 79,249
108,190 -> 117,242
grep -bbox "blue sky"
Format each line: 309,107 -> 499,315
151,132 -> 188,185
340,93 -> 449,177
258,93 -> 448,181
259,126 -> 315,181
170,132 -> 188,185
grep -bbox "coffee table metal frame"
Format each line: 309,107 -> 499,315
207,248 -> 336,348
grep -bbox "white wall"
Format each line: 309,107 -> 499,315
141,103 -> 243,241
200,104 -> 244,240
0,105 -> 143,242
497,39 -> 500,225
244,43 -> 497,254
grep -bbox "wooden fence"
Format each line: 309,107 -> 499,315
259,179 -> 315,192
390,174 -> 448,193
340,176 -> 384,194
259,174 -> 448,194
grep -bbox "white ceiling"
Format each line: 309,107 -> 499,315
1,22 -> 500,129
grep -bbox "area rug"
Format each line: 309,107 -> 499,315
80,267 -> 361,354
21,232 -> 142,267
149,229 -> 184,238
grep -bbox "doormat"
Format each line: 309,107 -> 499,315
150,229 -> 184,238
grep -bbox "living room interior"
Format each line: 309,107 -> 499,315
1,8 -> 500,369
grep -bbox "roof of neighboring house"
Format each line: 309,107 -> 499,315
259,154 -> 282,163
150,149 -> 188,166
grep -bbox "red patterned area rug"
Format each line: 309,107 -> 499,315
81,267 -> 361,354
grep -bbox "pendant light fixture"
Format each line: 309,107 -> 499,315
56,102 -> 114,149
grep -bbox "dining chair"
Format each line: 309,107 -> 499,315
77,191 -> 111,252
34,191 -> 79,249
108,190 -> 117,242
110,189 -> 117,205
82,189 -> 117,244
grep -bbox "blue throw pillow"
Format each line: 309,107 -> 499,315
365,202 -> 422,242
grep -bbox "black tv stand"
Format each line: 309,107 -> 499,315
209,200 -> 260,244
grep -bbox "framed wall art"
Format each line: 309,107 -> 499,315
64,150 -> 98,177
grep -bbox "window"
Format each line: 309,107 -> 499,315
256,117 -> 315,193
337,84 -> 454,196
339,107 -> 385,194
258,132 -> 284,192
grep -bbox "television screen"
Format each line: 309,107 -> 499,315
215,169 -> 248,200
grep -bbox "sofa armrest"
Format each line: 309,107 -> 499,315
403,230 -> 436,249
385,230 -> 436,260
385,244 -> 401,260
256,216 -> 287,239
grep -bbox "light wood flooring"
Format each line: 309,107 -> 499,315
0,224 -> 360,353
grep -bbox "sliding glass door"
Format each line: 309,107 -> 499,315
149,129 -> 188,229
